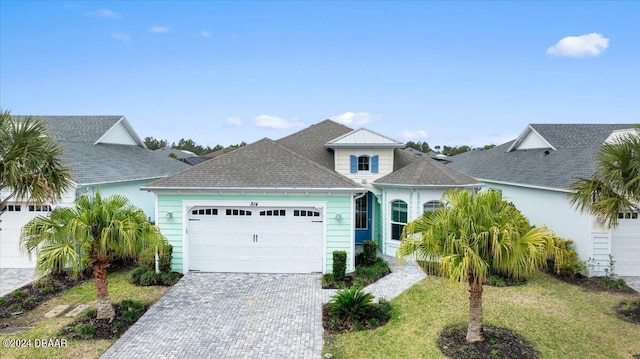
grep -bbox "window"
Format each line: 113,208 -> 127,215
358,155 -> 370,171
226,209 -> 252,216
391,200 -> 407,241
293,210 -> 320,217
423,200 -> 444,213
619,212 -> 638,220
356,195 -> 368,229
6,205 -> 21,212
259,210 -> 286,216
191,208 -> 218,216
28,205 -> 51,212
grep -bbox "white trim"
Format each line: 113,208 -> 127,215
479,178 -> 569,193
506,125 -> 557,152
350,194 -> 356,273
93,116 -> 146,147
77,176 -> 165,187
325,127 -> 405,148
143,186 -> 364,194
374,183 -> 483,189
181,199 -> 328,274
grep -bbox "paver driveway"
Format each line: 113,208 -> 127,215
101,273 -> 331,359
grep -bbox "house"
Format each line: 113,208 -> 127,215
0,116 -> 189,268
143,120 -> 479,274
448,124 -> 640,276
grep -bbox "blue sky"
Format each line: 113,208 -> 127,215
1,1 -> 638,148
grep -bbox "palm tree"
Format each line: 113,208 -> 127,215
21,193 -> 168,320
398,189 -> 559,343
569,128 -> 640,227
0,110 -> 72,215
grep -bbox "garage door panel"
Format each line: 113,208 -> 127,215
611,217 -> 640,276
188,206 -> 323,273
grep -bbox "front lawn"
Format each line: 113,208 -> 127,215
0,269 -> 169,359
324,272 -> 640,358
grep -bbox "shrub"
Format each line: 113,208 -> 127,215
332,251 -> 347,282
74,324 -> 96,336
355,258 -> 390,283
130,267 -> 149,285
600,277 -> 627,290
23,296 -> 36,310
10,303 -> 20,312
328,287 -> 375,324
12,289 -> 26,298
139,271 -> 161,286
362,240 -> 378,266
137,243 -> 173,273
159,244 -> 173,273
375,298 -> 392,322
549,238 -> 585,278
0,297 -> 5,306
159,271 -> 181,286
487,273 -> 526,287
39,286 -> 55,295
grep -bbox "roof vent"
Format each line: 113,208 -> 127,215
541,150 -> 550,157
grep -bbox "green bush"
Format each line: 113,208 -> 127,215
0,297 -> 6,306
600,277 -> 627,290
362,240 -> 378,266
137,243 -> 173,273
23,296 -> 36,310
12,289 -> 26,298
159,244 -> 173,273
130,267 -> 149,285
328,287 -> 375,324
139,271 -> 160,286
39,286 -> 55,295
333,251 -> 347,282
374,298 -> 392,322
74,324 -> 96,336
160,272 -> 181,286
550,238 -> 585,278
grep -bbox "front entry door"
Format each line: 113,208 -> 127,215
355,192 -> 372,244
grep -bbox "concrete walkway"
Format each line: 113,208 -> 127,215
0,268 -> 39,297
101,257 -> 425,359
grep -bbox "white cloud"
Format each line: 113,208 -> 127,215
330,111 -> 375,125
226,117 -> 242,126
86,8 -> 121,19
111,33 -> 130,42
150,26 -> 170,34
402,130 -> 429,140
254,115 -> 303,129
547,33 -> 609,57
200,30 -> 212,37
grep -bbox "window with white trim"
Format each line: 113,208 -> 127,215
391,200 -> 407,241
423,200 -> 444,213
293,210 -> 320,217
226,209 -> 252,216
29,205 -> 51,212
191,208 -> 218,216
260,210 -> 286,216
6,205 -> 21,212
358,155 -> 370,171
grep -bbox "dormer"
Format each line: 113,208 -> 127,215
325,128 -> 405,183
94,116 -> 146,147
506,125 -> 556,152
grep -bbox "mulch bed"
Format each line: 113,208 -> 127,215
552,274 -> 636,293
614,300 -> 640,325
0,273 -> 89,320
322,303 -> 391,334
59,301 -> 149,340
438,323 -> 540,359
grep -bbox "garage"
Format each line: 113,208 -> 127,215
187,205 -> 324,273
611,212 -> 640,276
0,203 -> 45,268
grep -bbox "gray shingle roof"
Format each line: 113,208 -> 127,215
15,115 -> 125,143
146,138 -> 361,189
376,155 -> 479,187
448,124 -> 636,190
277,119 -> 353,169
12,115 -> 189,185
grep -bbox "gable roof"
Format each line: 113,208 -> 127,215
325,128 -> 405,148
448,124 -> 635,190
145,138 -> 361,190
277,119 -> 353,169
13,115 -> 188,185
376,156 -> 479,187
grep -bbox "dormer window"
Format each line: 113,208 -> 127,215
350,155 -> 379,174
358,155 -> 370,171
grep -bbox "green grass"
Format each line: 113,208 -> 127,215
0,269 -> 169,359
324,272 -> 640,359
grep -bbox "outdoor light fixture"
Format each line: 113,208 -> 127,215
165,212 -> 173,219
335,213 -> 342,220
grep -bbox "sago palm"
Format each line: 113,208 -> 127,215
0,110 -> 72,215
569,127 -> 640,227
398,189 -> 559,343
21,193 -> 168,320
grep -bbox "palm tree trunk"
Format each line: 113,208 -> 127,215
466,279 -> 484,343
94,257 -> 115,320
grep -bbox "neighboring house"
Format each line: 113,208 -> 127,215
143,120 -> 479,274
1,116 -> 189,268
448,124 -> 639,276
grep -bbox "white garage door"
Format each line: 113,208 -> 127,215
0,204 -> 47,268
611,212 -> 640,276
188,206 -> 324,273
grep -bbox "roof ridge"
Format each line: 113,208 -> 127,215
276,119 -> 353,143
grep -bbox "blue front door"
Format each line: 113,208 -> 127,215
355,192 -> 372,244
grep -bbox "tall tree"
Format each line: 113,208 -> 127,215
143,136 -> 168,150
569,128 -> 640,227
21,193 -> 168,320
0,110 -> 72,216
405,141 -> 432,153
398,189 -> 559,343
